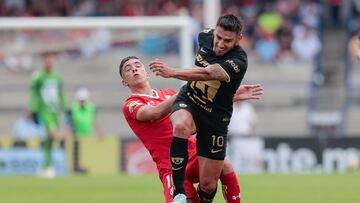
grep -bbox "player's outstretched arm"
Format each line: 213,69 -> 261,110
135,94 -> 177,121
149,59 -> 228,81
233,84 -> 263,102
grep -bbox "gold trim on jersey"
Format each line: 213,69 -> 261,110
218,65 -> 231,83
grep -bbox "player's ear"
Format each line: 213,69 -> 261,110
122,79 -> 128,87
237,33 -> 243,42
146,71 -> 150,79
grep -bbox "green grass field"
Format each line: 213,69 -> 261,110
0,173 -> 359,203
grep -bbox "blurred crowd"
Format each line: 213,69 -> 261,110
0,0 -> 359,70
0,0 -> 191,17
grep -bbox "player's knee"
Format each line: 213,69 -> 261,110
173,122 -> 191,138
221,159 -> 234,175
200,178 -> 217,193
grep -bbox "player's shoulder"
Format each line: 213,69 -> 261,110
30,70 -> 44,82
158,88 -> 177,96
224,46 -> 248,69
123,94 -> 143,104
52,70 -> 63,78
122,94 -> 146,108
86,101 -> 95,108
198,28 -> 214,44
31,70 -> 42,78
199,28 -> 213,35
231,45 -> 248,60
122,95 -> 144,115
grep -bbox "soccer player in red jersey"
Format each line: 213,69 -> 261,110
120,56 -> 262,203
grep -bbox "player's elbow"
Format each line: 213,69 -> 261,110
206,65 -> 228,81
200,68 -> 216,80
149,106 -> 167,120
151,110 -> 164,120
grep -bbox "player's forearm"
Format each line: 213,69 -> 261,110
170,68 -> 212,81
136,95 -> 177,121
172,64 -> 228,81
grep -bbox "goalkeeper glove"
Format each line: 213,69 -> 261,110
30,112 -> 40,125
65,110 -> 73,128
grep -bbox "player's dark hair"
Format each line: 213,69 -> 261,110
119,56 -> 139,77
216,14 -> 243,35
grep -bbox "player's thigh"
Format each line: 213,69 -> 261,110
198,156 -> 224,188
170,109 -> 196,138
40,112 -> 59,135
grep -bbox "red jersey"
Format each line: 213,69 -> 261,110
122,88 -> 197,180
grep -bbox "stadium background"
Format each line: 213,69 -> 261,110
0,0 -> 360,201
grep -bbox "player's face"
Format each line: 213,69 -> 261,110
213,26 -> 242,56
43,55 -> 54,72
121,58 -> 149,87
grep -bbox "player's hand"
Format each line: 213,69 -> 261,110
30,112 -> 40,125
64,110 -> 73,128
233,84 -> 263,102
149,59 -> 175,78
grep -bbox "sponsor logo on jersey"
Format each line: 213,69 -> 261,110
226,59 -> 240,73
196,54 -> 209,67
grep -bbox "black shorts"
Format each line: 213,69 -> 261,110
171,92 -> 230,160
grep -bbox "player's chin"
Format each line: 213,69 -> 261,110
214,50 -> 226,56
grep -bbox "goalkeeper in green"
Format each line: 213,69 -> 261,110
29,53 -> 68,178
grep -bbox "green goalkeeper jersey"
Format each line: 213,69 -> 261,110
29,70 -> 67,114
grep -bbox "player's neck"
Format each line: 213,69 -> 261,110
130,83 -> 153,95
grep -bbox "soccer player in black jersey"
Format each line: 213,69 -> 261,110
149,14 -> 247,203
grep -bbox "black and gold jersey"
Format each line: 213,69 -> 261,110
182,28 -> 248,117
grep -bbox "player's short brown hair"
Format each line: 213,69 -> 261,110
119,56 -> 139,77
216,14 -> 243,35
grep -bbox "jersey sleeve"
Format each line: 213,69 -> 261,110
197,28 -> 213,46
58,74 -> 68,111
218,57 -> 247,82
29,72 -> 40,112
161,88 -> 177,96
122,98 -> 147,120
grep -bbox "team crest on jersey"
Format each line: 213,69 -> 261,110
127,100 -> 141,113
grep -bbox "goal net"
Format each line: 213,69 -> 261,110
0,16 -> 193,135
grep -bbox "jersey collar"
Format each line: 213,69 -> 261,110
131,89 -> 159,98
